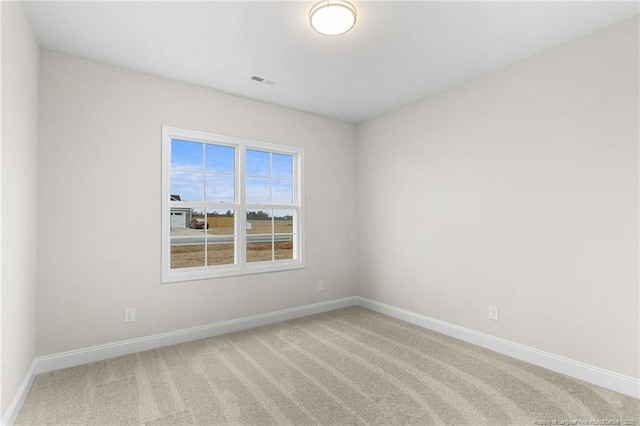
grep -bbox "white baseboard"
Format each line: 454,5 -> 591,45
1,360 -> 36,426
2,296 -> 358,425
357,296 -> 640,399
34,296 -> 358,374
4,295 -> 637,425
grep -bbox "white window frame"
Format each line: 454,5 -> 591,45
162,126 -> 305,283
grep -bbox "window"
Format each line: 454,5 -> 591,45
162,126 -> 304,282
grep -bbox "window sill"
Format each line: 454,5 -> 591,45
162,261 -> 305,283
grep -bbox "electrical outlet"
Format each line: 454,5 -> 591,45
488,306 -> 499,321
316,280 -> 324,292
124,308 -> 136,323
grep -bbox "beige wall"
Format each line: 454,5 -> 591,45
12,8 -> 638,410
36,50 -> 358,356
357,16 -> 639,378
1,1 -> 39,415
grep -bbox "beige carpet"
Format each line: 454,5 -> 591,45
16,307 -> 639,425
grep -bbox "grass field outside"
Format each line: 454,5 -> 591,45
170,219 -> 294,268
170,241 -> 293,268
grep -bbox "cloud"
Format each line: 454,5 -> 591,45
206,175 -> 235,203
171,171 -> 204,202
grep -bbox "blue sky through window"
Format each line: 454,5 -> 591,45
171,139 -> 202,170
206,144 -> 234,174
246,150 -> 270,177
245,149 -> 294,205
171,140 -> 293,205
171,139 -> 236,202
171,171 -> 203,202
272,154 -> 293,179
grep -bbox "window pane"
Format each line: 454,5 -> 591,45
188,209 -> 207,230
246,150 -> 270,177
272,154 -> 293,179
273,210 -> 293,261
274,235 -> 294,261
272,180 -> 293,205
207,209 -> 235,235
206,209 -> 234,266
170,208 -> 190,233
206,144 -> 234,174
246,178 -> 270,204
171,171 -> 203,202
170,208 -> 205,269
247,242 -> 273,263
205,175 -> 234,203
247,210 -> 272,235
171,139 -> 202,171
273,210 -> 293,233
171,244 -> 206,269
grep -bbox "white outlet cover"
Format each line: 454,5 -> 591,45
124,308 -> 136,323
489,306 -> 499,321
317,281 -> 324,291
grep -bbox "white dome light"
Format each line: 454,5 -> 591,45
309,1 -> 357,36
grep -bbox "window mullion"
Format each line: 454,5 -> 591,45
293,154 -> 299,205
271,212 -> 275,261
202,143 -> 207,267
238,145 -> 246,268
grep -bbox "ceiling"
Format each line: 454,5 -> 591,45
21,1 -> 639,123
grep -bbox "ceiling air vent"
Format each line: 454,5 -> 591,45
251,75 -> 276,85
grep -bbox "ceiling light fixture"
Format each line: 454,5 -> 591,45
309,0 -> 357,36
